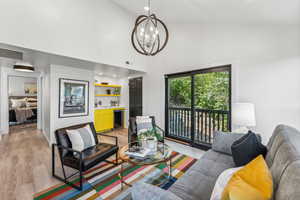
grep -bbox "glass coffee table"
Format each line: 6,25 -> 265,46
118,142 -> 172,190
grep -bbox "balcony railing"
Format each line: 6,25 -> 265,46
168,107 -> 230,145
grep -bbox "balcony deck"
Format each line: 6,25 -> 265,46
167,107 -> 230,147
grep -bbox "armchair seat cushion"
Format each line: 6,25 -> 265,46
63,143 -> 118,171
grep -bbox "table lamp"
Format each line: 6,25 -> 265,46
232,103 -> 256,133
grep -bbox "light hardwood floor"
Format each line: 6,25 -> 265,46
0,125 -> 128,200
0,125 -> 204,200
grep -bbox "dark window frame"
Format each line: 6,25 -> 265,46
165,64 -> 232,150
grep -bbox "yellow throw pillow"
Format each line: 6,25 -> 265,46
221,155 -> 273,200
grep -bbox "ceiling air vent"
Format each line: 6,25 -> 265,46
0,48 -> 23,60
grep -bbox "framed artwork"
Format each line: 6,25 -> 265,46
59,78 -> 89,118
24,82 -> 37,95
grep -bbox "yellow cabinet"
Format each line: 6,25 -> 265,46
94,109 -> 114,132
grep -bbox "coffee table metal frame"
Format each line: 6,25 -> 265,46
118,142 -> 172,190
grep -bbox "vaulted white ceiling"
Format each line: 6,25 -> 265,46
112,0 -> 300,25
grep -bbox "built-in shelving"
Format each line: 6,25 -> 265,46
94,82 -> 124,131
95,94 -> 121,97
94,83 -> 122,88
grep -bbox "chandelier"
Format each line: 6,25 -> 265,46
131,0 -> 169,56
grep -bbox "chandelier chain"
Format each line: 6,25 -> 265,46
148,0 -> 151,16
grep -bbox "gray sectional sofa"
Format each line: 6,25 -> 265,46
117,125 -> 300,200
170,125 -> 300,200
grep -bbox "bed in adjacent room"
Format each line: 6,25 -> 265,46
9,96 -> 38,126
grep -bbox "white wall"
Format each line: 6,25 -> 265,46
49,65 -> 95,144
0,0 -> 147,72
43,66 -> 51,141
143,24 -> 300,143
8,76 -> 37,96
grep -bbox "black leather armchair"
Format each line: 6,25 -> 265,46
52,122 -> 119,190
128,116 -> 165,144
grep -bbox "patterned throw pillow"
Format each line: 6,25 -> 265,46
66,125 -> 96,153
136,116 -> 153,135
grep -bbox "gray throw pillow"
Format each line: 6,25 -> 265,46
66,125 -> 96,154
131,182 -> 182,200
212,131 -> 262,155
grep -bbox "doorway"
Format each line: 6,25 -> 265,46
165,65 -> 231,149
129,77 -> 143,118
0,67 -> 43,135
8,76 -> 39,133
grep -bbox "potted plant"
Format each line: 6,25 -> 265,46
138,128 -> 163,152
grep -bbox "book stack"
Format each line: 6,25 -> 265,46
125,147 -> 152,159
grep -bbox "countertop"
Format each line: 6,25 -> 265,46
94,106 -> 126,110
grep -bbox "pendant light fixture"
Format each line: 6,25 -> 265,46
14,62 -> 35,72
131,0 -> 169,56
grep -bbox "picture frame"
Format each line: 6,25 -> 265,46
59,78 -> 89,118
24,82 -> 37,95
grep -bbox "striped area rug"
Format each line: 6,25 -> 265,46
34,152 -> 197,200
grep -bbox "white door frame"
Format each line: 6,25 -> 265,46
0,67 -> 44,134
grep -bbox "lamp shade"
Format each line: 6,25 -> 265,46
232,103 -> 256,127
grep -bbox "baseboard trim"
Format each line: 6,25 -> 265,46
165,137 -> 211,151
165,137 -> 190,145
41,130 -> 51,146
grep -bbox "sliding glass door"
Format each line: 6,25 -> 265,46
167,76 -> 192,142
165,65 -> 231,149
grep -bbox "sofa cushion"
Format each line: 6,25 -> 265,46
212,131 -> 261,156
266,125 -> 285,150
269,138 -> 300,191
231,132 -> 267,167
274,160 -> 300,200
265,131 -> 287,168
264,125 -> 300,199
169,150 -> 235,200
265,125 -> 300,167
212,132 -> 245,155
